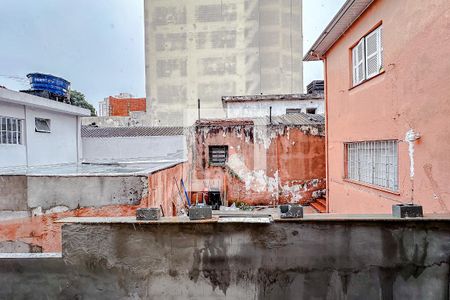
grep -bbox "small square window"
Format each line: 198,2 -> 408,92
35,118 -> 51,133
209,145 -> 228,166
306,108 -> 317,114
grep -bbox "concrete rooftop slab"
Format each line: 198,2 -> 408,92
0,160 -> 186,177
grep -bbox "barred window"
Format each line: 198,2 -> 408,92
345,140 -> 398,191
0,116 -> 23,145
209,145 -> 228,166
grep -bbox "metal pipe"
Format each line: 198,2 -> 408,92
269,106 -> 272,124
198,98 -> 200,121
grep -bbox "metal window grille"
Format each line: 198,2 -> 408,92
346,140 -> 398,191
35,118 -> 51,133
209,145 -> 228,166
0,116 -> 23,145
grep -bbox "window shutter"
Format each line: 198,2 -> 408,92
353,39 -> 365,85
379,26 -> 383,71
352,46 -> 358,85
365,28 -> 381,78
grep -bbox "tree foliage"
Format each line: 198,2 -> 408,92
70,90 -> 97,116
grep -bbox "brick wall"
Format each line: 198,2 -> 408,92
109,97 -> 146,116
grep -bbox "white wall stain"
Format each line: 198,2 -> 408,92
405,129 -> 421,179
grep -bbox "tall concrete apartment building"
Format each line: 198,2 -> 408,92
144,0 -> 303,126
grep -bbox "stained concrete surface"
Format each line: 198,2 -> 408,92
0,176 -> 27,210
1,219 -> 450,299
27,176 -> 148,210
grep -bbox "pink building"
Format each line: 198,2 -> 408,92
304,0 -> 450,214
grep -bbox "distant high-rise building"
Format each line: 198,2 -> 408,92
144,0 -> 303,125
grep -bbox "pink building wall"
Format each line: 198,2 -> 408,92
324,0 -> 450,213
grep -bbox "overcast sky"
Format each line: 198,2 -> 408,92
0,0 -> 345,110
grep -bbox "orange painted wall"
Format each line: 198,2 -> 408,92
324,0 -> 450,213
109,96 -> 146,116
0,204 -> 147,253
192,124 -> 325,205
148,162 -> 188,217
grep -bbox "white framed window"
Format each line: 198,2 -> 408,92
352,25 -> 383,86
0,116 -> 23,145
345,140 -> 398,191
35,118 -> 51,133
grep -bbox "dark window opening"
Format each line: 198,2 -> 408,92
286,108 -> 302,114
306,108 -> 317,114
209,145 -> 228,166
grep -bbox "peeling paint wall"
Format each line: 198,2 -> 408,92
189,123 -> 325,205
148,162 -> 189,217
0,175 -> 150,253
145,0 -> 303,125
0,162 -> 193,253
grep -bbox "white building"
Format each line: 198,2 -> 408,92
145,0 -> 303,125
81,126 -> 186,163
0,88 -> 90,168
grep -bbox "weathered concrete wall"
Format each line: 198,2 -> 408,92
27,176 -> 148,210
1,220 -> 450,299
0,175 -> 149,252
0,176 -> 27,211
190,122 -> 325,205
0,162 -> 192,253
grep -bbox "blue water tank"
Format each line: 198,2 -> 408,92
27,73 -> 70,97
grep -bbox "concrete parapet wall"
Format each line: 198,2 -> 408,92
1,219 -> 449,299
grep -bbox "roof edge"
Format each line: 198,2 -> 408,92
0,88 -> 91,116
303,0 -> 375,61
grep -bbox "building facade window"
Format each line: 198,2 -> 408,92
306,108 -> 317,114
209,145 -> 228,166
286,108 -> 302,114
35,118 -> 51,133
0,116 -> 23,145
352,25 -> 383,86
345,140 -> 398,191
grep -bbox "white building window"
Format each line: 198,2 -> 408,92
352,25 -> 383,86
35,118 -> 51,133
345,140 -> 398,191
0,116 -> 23,145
